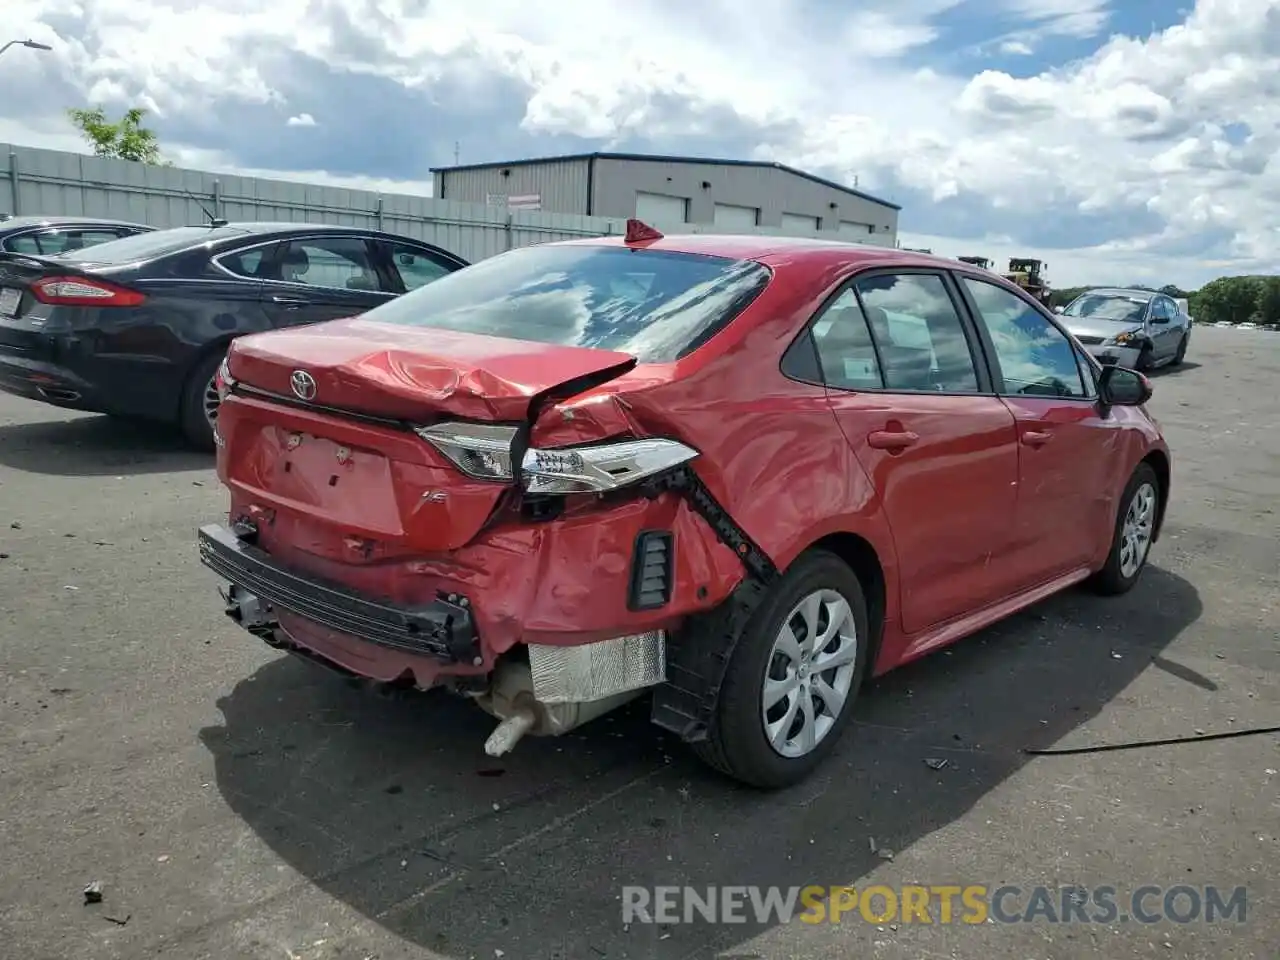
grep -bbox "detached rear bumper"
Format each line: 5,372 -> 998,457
198,522 -> 482,665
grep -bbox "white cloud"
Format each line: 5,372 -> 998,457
285,112 -> 316,127
999,39 -> 1036,55
0,0 -> 1277,288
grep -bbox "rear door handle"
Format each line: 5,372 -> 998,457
867,429 -> 919,451
1021,430 -> 1052,447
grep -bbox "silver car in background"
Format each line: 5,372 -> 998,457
1057,288 -> 1191,371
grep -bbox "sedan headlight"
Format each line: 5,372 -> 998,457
414,421 -> 699,493
1107,330 -> 1140,346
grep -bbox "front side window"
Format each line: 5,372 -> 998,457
853,272 -> 980,393
384,242 -> 453,292
358,244 -> 771,363
963,277 -> 1087,398
279,238 -> 379,291
1150,298 -> 1172,322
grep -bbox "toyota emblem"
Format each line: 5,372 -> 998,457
290,370 -> 317,401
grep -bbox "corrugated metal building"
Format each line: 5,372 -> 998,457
431,152 -> 900,245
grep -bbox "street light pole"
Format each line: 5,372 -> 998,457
0,39 -> 53,59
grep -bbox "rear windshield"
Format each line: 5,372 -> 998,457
358,244 -> 772,363
50,225 -> 252,264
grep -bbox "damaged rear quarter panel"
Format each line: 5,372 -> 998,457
532,254 -> 901,600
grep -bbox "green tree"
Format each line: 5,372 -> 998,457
1254,277 -> 1280,326
67,106 -> 168,164
1190,276 -> 1261,325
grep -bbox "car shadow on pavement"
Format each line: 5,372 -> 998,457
200,565 -> 1203,959
1149,361 -> 1202,377
0,415 -> 209,476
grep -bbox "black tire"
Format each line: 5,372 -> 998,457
1086,461 -> 1160,596
1171,334 -> 1188,366
690,550 -> 872,789
179,349 -> 227,452
1135,342 -> 1155,372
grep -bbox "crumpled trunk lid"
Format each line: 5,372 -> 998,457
226,317 -> 637,422
218,318 -> 638,555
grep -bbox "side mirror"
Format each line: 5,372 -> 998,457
1098,365 -> 1152,406
1053,305 -> 1064,313
1151,313 -> 1169,324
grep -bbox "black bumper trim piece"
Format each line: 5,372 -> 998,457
198,523 -> 480,663
641,465 -> 779,585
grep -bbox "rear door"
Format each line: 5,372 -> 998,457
955,274 -> 1117,580
805,268 -> 1024,634
257,235 -> 397,329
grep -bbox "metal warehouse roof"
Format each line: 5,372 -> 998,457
429,151 -> 901,211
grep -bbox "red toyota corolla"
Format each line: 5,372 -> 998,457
200,222 -> 1170,788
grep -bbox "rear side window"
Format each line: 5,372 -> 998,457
278,238 -> 379,291
854,273 -> 980,393
359,244 -> 771,363
809,289 -> 884,389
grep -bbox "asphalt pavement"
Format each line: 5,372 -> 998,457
0,326 -> 1276,960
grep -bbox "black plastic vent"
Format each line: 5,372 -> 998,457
628,530 -> 674,611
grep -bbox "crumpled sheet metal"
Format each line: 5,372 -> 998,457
528,631 -> 666,704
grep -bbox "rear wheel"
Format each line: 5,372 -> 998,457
690,551 -> 871,789
1086,462 -> 1159,596
179,349 -> 226,452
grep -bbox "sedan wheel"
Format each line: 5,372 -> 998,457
202,372 -> 222,431
1087,461 -> 1160,596
762,589 -> 859,759
688,550 -> 871,789
1118,481 -> 1156,579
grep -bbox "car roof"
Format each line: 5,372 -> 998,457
1075,287 -> 1158,301
551,232 -> 964,271
0,215 -> 151,232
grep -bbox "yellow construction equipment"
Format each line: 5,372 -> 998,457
1004,258 -> 1051,305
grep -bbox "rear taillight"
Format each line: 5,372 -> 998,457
215,355 -> 235,401
29,276 -> 146,307
413,421 -> 699,494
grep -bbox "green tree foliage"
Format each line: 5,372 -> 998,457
67,106 -> 168,164
1254,277 -> 1280,326
1189,276 -> 1263,325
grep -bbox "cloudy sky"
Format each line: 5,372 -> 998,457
1,0 -> 1276,288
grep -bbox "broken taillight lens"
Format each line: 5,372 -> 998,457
413,422 -> 699,493
29,276 -> 146,307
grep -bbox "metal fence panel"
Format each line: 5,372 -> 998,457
1,142 -> 876,262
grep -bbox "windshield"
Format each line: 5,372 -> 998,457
1062,293 -> 1149,324
358,244 -> 771,363
50,225 -> 252,264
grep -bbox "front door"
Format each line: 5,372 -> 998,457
1148,296 -> 1179,361
809,271 -> 1024,634
956,274 -> 1116,581
259,235 -> 397,329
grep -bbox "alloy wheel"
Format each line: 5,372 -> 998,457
761,589 -> 859,759
202,373 -> 221,430
1119,481 -> 1156,578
